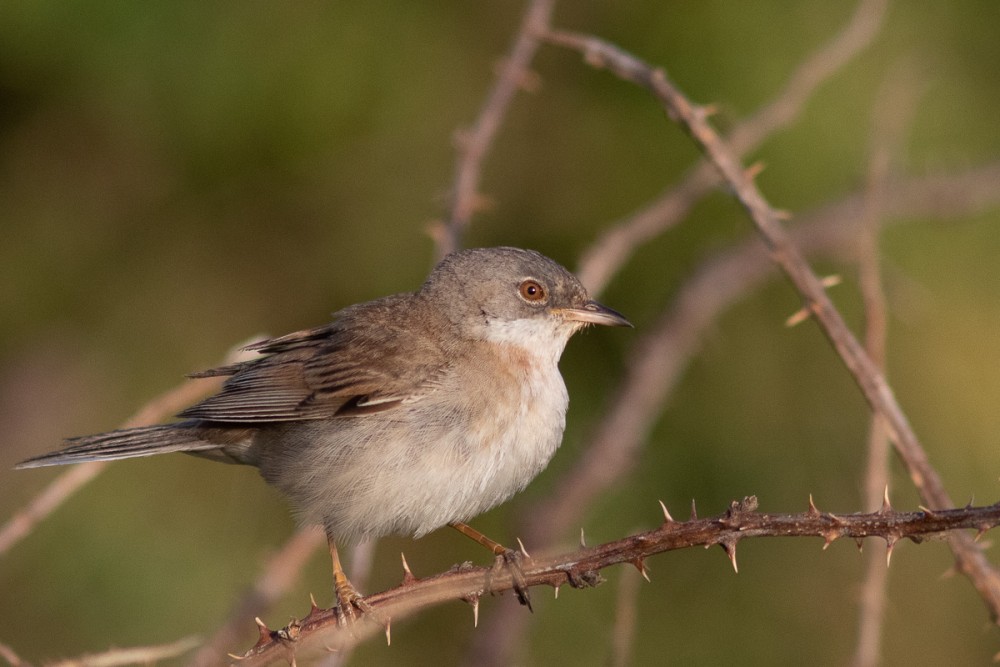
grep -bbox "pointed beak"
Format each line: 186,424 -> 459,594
556,300 -> 633,328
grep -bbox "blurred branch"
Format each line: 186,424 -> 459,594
610,562 -> 642,667
544,26 -> 1000,620
577,0 -> 889,295
852,60 -> 922,667
0,338 -> 259,558
435,0 -> 556,258
0,641 -> 26,667
235,497 -> 1000,666
187,526 -> 326,667
39,636 -> 200,667
0,463 -> 108,558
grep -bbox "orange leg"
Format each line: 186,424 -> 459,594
448,521 -> 532,610
327,532 -> 373,622
448,521 -> 508,555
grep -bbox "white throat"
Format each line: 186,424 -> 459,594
480,316 -> 577,365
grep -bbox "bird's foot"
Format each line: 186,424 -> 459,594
489,547 -> 533,611
332,577 -> 375,626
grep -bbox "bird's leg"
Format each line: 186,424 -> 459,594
327,534 -> 374,624
448,521 -> 532,610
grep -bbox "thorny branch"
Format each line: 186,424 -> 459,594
0,636 -> 202,667
234,497 -> 1000,666
577,0 -> 889,296
436,0 -> 556,258
542,27 -> 1000,620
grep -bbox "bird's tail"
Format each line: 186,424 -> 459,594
16,422 -> 224,468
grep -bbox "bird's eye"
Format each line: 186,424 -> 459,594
518,279 -> 546,303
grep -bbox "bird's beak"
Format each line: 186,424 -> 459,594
556,301 -> 633,328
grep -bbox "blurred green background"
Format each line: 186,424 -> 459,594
3,1 -> 1000,665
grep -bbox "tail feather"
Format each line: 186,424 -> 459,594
16,423 -> 221,468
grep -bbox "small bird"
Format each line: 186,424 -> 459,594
18,246 -> 631,615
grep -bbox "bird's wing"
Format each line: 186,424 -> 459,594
180,295 -> 451,423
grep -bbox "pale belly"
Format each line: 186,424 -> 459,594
254,352 -> 570,542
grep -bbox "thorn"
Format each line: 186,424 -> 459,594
821,529 -> 841,550
855,538 -> 864,551
554,584 -> 560,599
820,274 -> 843,289
632,558 -> 651,582
880,486 -> 892,514
785,306 -> 811,327
253,617 -> 272,647
424,219 -> 447,245
472,595 -> 480,627
659,499 -> 675,524
886,536 -> 897,567
940,564 -> 957,580
773,209 -> 793,221
966,495 -> 976,509
517,537 -> 531,559
227,653 -> 245,661
917,504 -> 937,517
309,593 -> 320,615
976,525 -> 990,542
690,499 -> 698,520
401,552 -> 418,585
745,161 -> 766,180
721,541 -> 739,573
583,47 -> 605,69
580,527 -> 587,548
385,619 -> 391,646
807,494 -> 820,516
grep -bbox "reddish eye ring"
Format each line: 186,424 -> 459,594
519,279 -> 546,302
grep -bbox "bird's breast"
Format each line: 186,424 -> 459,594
449,342 -> 569,505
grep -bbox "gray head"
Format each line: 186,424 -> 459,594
420,247 -> 630,351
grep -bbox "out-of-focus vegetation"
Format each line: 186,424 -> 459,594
3,2 -> 1000,665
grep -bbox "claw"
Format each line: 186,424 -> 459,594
488,548 -> 533,611
328,537 -> 386,630
332,577 -> 373,626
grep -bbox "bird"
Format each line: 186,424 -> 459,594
17,246 -> 631,617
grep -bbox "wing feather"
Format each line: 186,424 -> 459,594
179,295 -> 450,423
